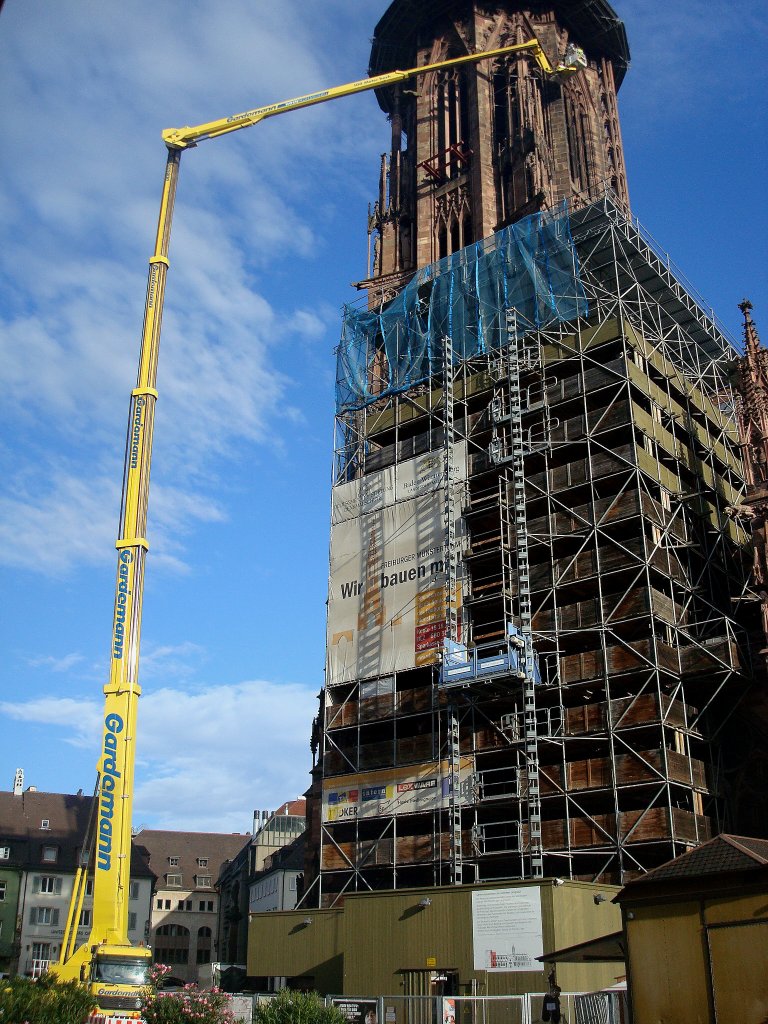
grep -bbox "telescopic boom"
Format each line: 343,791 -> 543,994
54,36 -> 578,1019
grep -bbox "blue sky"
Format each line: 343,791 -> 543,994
1,0 -> 766,833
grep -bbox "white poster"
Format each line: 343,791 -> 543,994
472,887 -> 544,972
327,444 -> 466,686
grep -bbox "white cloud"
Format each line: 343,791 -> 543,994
138,642 -> 207,681
0,468 -> 229,575
27,653 -> 86,674
0,0 -> 382,581
0,678 -> 318,833
0,697 -> 102,745
0,470 -> 118,575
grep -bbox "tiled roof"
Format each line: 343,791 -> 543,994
133,829 -> 249,890
619,834 -> 768,896
271,799 -> 306,817
0,789 -> 154,877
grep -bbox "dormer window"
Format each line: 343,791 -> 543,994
166,873 -> 183,887
168,856 -> 180,867
41,845 -> 58,863
195,875 -> 212,888
40,819 -> 50,830
196,857 -> 208,868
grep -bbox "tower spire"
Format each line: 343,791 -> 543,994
360,0 -> 630,302
736,300 -> 768,489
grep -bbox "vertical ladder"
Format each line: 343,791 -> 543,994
443,333 -> 458,644
503,310 -> 543,879
443,333 -> 463,885
447,709 -> 463,885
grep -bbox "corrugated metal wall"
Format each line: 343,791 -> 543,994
248,880 -> 622,995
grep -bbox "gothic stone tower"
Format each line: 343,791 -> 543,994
362,0 -> 629,299
300,0 -> 754,910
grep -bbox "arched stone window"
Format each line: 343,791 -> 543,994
153,923 -> 190,965
196,925 -> 213,965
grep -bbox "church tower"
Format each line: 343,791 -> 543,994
300,0 -> 756,910
362,0 -> 629,298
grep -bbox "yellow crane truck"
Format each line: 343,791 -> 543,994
50,37 -> 582,1021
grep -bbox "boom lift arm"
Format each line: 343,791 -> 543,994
162,39 -> 579,149
54,36 -> 577,1019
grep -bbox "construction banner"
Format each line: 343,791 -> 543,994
327,444 -> 466,686
322,759 -> 474,823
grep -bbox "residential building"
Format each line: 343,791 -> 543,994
0,775 -> 154,977
134,828 -> 249,985
216,801 -> 306,970
249,834 -> 306,916
249,801 -> 306,874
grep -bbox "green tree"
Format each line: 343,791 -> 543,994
0,973 -> 96,1024
253,989 -> 348,1024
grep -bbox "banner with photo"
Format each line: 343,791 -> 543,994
327,444 -> 467,686
322,759 -> 473,823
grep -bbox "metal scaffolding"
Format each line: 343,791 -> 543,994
314,193 -> 752,908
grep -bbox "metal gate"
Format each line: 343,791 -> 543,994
326,990 -> 628,1024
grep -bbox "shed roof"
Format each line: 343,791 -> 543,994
618,834 -> 768,902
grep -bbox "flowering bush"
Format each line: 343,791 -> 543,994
140,981 -> 236,1024
0,973 -> 96,1024
253,989 -> 347,1024
148,963 -> 173,988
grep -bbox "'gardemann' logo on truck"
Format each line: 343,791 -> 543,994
97,713 -> 124,871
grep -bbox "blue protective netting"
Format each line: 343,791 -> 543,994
336,201 -> 587,413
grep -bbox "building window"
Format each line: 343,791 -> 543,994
195,875 -> 212,888
0,846 -> 9,860
156,899 -> 163,910
197,899 -> 214,913
166,874 -> 183,887
156,923 -> 189,937
196,925 -> 212,964
85,879 -> 93,897
164,899 -> 171,910
128,912 -> 137,931
78,908 -> 92,928
0,880 -> 6,902
178,900 -> 186,911
129,881 -> 139,900
36,876 -> 62,895
154,947 -> 189,964
31,941 -> 51,968
40,819 -> 50,830
30,907 -> 60,925
196,858 -> 208,868
41,846 -> 58,863
153,922 -> 190,966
